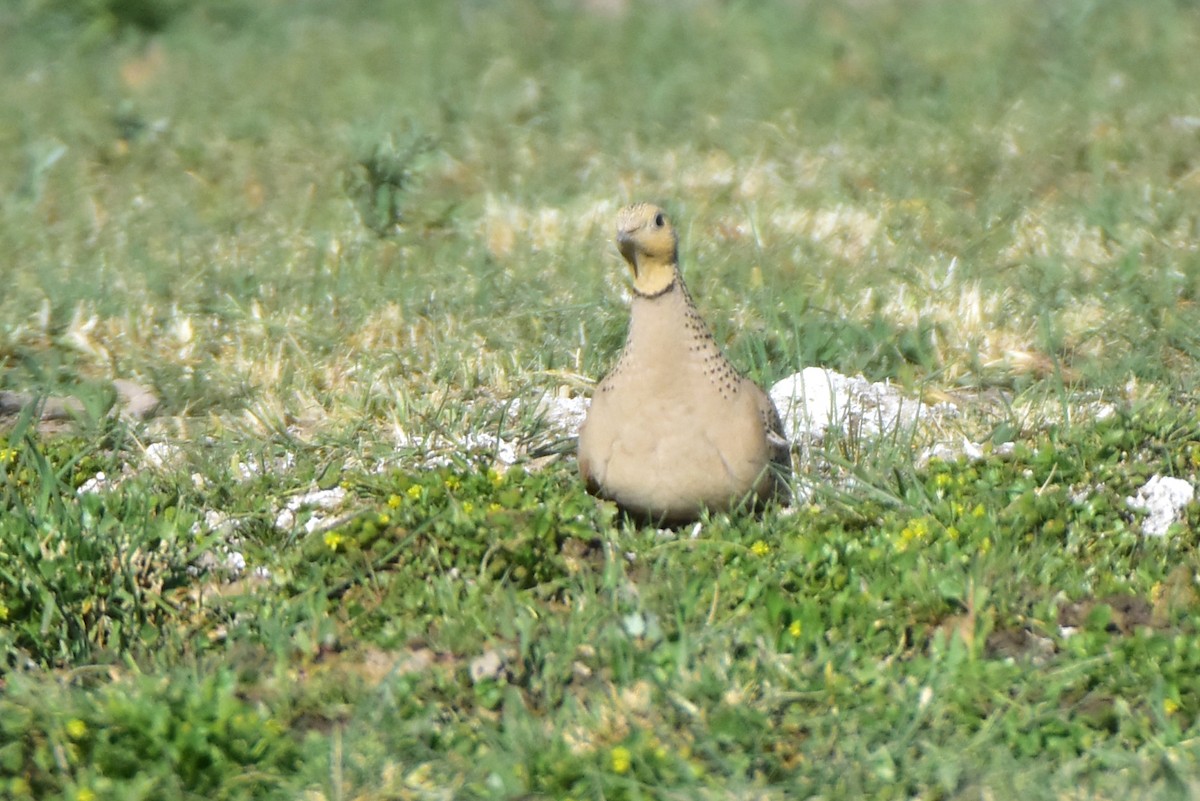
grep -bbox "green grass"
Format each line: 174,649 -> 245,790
4,0 -> 1200,798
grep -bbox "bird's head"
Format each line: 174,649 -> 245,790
616,202 -> 679,296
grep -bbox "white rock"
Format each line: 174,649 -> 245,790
919,437 -> 982,466
197,509 -> 240,535
538,393 -> 590,436
274,487 -> 348,531
468,649 -> 506,683
769,367 -> 954,444
222,550 -> 247,573
1126,475 -> 1194,537
144,442 -> 184,470
236,452 -> 296,480
286,487 -> 347,511
394,423 -> 522,469
917,438 -> 1015,467
460,431 -> 519,466
189,511 -> 248,577
77,472 -> 111,494
189,548 -> 246,578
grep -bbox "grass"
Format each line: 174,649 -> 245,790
3,0 -> 1200,797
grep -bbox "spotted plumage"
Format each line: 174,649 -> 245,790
577,203 -> 790,523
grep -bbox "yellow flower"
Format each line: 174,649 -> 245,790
610,746 -> 632,774
445,475 -> 462,491
75,789 -> 96,801
324,531 -> 345,552
0,600 -> 8,622
788,620 -> 802,637
971,504 -> 986,518
488,502 -> 503,513
377,513 -> 390,525
897,517 -> 930,551
0,447 -> 16,464
946,526 -> 960,541
750,540 -> 770,557
461,501 -> 475,514
66,719 -> 88,740
1164,698 -> 1180,716
387,494 -> 402,509
487,468 -> 503,487
934,473 -> 952,489
406,485 -> 423,501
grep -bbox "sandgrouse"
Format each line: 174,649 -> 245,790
577,202 -> 790,523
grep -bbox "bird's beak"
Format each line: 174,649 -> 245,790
616,230 -> 638,276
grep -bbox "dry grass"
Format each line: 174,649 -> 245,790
5,1 -> 1200,799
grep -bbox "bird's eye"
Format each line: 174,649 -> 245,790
654,212 -> 665,227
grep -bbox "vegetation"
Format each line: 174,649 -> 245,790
3,0 -> 1200,797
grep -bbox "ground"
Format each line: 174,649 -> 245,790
3,1 -> 1200,799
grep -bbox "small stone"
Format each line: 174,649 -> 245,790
1126,475 -> 1195,537
77,472 -> 112,494
468,649 -> 506,683
113,378 -> 160,421
144,442 -> 183,470
539,392 -> 590,436
273,487 -> 348,531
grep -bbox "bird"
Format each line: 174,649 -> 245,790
577,202 -> 791,524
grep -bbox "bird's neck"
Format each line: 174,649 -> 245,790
630,258 -> 678,297
626,278 -> 720,364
